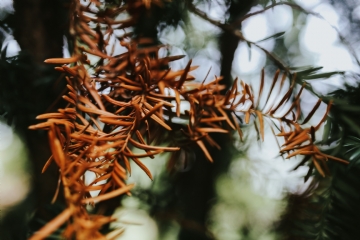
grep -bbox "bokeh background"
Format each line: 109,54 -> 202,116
1,0 -> 360,239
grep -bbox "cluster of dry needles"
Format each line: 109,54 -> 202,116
28,0 -> 348,239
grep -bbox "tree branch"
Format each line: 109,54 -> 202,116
186,1 -> 291,74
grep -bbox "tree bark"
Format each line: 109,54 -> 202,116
177,1 -> 256,239
0,1 -> 68,238
12,0 -> 65,65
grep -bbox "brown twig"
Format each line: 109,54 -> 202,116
186,1 -> 291,74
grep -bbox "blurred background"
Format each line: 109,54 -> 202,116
1,0 -> 360,239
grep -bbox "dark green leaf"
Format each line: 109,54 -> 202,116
303,71 -> 345,80
341,115 -> 360,137
296,66 -> 323,75
256,31 -> 285,43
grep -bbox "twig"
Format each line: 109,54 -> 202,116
187,1 -> 291,74
232,1 -> 360,68
231,2 -> 313,27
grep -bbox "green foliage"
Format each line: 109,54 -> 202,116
327,83 -> 360,138
276,163 -> 360,239
276,81 -> 360,239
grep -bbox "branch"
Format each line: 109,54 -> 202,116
186,1 -> 291,74
231,2 -> 312,27
231,1 -> 360,68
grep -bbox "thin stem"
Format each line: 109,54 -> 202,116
186,1 -> 291,74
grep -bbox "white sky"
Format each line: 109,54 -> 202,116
0,0 -> 13,20
234,1 -> 358,79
